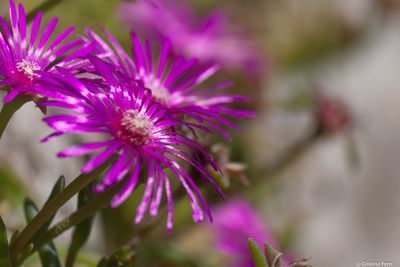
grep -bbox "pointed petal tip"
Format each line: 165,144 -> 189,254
134,216 -> 142,225
56,151 -> 67,157
93,184 -> 105,193
149,207 -> 158,217
110,195 -> 124,208
80,165 -> 91,174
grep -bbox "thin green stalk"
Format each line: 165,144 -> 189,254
32,182 -> 124,256
261,126 -> 321,177
26,0 -> 64,24
0,96 -> 28,139
65,183 -> 95,267
10,155 -> 117,263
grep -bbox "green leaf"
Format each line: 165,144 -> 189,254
23,199 -> 61,267
0,216 -> 11,266
96,247 -> 136,267
30,176 -> 65,245
248,238 -> 268,267
264,241 -> 284,267
9,230 -> 19,248
46,176 -> 66,204
66,184 -> 95,267
0,164 -> 25,210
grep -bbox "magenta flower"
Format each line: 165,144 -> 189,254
117,0 -> 264,75
0,0 -> 88,103
84,28 -> 255,140
316,95 -> 351,134
209,198 -> 291,267
35,57 -> 221,231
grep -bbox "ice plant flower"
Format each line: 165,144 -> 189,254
117,0 -> 264,75
0,0 -> 88,103
84,28 -> 255,140
35,57 -> 222,231
316,95 -> 351,134
208,198 -> 292,267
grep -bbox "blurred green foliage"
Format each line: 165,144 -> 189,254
0,216 -> 11,266
0,164 -> 25,213
23,199 -> 61,267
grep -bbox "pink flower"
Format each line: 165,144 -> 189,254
117,0 -> 264,75
209,198 -> 292,267
317,95 -> 351,134
0,0 -> 89,103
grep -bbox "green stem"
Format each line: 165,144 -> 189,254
30,182 -> 124,258
10,155 -> 117,263
260,126 -> 321,177
0,96 -> 28,139
26,0 -> 64,24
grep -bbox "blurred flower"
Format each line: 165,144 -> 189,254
35,57 -> 222,232
116,0 -> 264,76
316,95 -> 351,134
84,28 -> 255,140
0,0 -> 88,103
376,0 -> 400,9
209,198 -> 291,267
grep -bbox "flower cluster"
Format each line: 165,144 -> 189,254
83,27 -> 255,140
36,57 -> 224,231
0,0 -> 255,231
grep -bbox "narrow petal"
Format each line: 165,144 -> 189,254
145,40 -> 153,74
131,32 -> 146,77
149,162 -> 164,216
38,26 -> 75,65
135,158 -> 155,224
34,17 -> 58,61
4,87 -> 24,103
18,4 -> 27,59
101,148 -> 130,187
163,170 -> 173,232
111,155 -> 141,208
151,152 -> 204,223
81,144 -> 120,173
57,140 -> 115,157
156,39 -> 171,80
9,0 -> 19,60
28,12 -> 42,60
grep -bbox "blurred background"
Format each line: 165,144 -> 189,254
1,0 -> 400,266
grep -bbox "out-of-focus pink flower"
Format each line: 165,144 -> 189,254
208,198 -> 292,267
317,95 -> 351,134
117,0 -> 265,76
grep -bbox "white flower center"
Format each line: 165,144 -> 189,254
143,77 -> 171,106
150,88 -> 170,105
117,110 -> 154,146
16,60 -> 41,80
